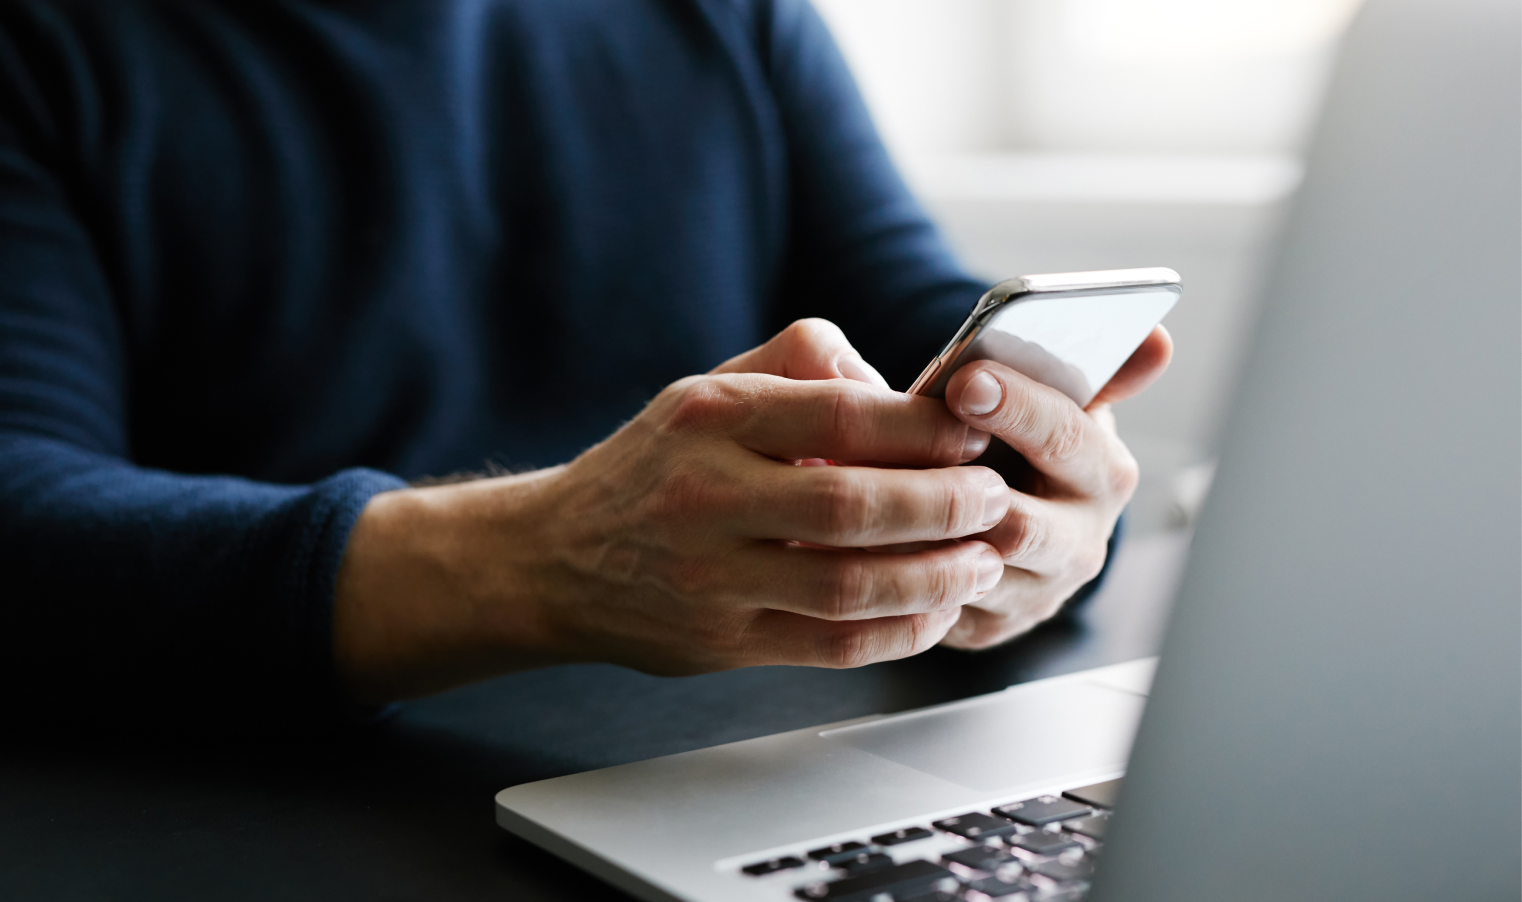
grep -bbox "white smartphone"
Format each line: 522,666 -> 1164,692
908,268 -> 1181,407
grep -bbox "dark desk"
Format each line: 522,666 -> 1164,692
0,533 -> 1188,901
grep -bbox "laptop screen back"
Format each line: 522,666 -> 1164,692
1090,1 -> 1522,900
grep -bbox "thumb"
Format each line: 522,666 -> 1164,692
710,318 -> 890,387
1088,325 -> 1173,409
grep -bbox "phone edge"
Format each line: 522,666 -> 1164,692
905,268 -> 1181,399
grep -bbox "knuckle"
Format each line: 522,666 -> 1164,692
665,555 -> 719,598
818,557 -> 873,620
945,610 -> 1003,650
1034,593 -> 1070,626
1033,407 -> 1086,463
1075,540 -> 1109,583
964,621 -> 1013,650
912,611 -> 952,653
821,625 -> 878,669
960,604 -> 1039,649
1108,446 -> 1141,498
922,412 -> 972,465
826,383 -> 870,451
665,377 -> 744,433
942,471 -> 989,535
785,317 -> 843,349
939,421 -> 973,462
989,378 -> 1038,433
813,471 -> 874,539
693,609 -> 753,661
956,623 -> 995,650
651,462 -> 707,516
925,561 -> 965,610
1001,508 -> 1046,563
994,386 -> 1084,464
901,612 -> 935,656
645,453 -> 739,532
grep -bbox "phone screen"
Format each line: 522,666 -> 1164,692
968,287 -> 1179,406
920,285 -> 1179,406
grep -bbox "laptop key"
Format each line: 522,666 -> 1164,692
962,874 -> 1036,899
942,846 -> 1018,874
742,856 -> 806,876
892,890 -> 960,902
808,842 -> 869,865
872,826 -> 934,847
1062,778 -> 1121,810
1029,857 -> 1096,884
933,812 -> 1020,841
837,852 -> 895,875
793,860 -> 957,902
1063,815 -> 1108,840
994,795 -> 1092,826
1008,830 -> 1082,856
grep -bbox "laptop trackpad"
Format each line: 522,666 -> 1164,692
819,679 -> 1145,792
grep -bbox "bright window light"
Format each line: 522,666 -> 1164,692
813,0 -> 1367,155
1067,0 -> 1366,64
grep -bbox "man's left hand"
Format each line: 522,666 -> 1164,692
937,326 -> 1174,647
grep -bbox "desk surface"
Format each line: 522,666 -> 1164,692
0,532 -> 1188,901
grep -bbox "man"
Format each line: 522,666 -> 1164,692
0,0 -> 1169,722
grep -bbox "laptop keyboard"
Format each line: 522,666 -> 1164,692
735,779 -> 1121,902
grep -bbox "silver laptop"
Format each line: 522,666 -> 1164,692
496,1 -> 1521,900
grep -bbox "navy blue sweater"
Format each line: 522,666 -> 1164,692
0,0 -> 992,723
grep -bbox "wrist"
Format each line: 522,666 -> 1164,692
333,467 -> 568,704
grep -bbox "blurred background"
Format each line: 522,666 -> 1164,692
813,0 -> 1365,535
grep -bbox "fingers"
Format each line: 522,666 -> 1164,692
710,318 -> 890,388
1089,325 -> 1173,408
745,607 -> 962,669
977,492 -> 1111,576
743,461 -> 1011,546
665,374 -> 984,466
719,540 -> 1005,621
943,361 -> 1133,497
939,556 -> 1103,650
940,587 -> 1063,651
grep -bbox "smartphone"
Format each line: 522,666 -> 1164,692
908,268 -> 1181,407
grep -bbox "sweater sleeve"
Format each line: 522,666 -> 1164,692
0,108 -> 405,725
751,0 -> 988,390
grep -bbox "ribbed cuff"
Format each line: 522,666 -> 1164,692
288,467 -> 409,727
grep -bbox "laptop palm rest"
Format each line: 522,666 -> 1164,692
495,661 -> 1155,901
820,677 -> 1145,792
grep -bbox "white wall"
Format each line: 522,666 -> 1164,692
811,0 -> 1363,532
811,0 -> 1363,156
811,0 -> 1012,153
1007,0 -> 1363,153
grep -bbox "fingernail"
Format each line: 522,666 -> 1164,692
838,353 -> 890,389
961,428 -> 990,462
982,482 -> 1009,528
976,548 -> 1004,593
960,371 -> 1002,417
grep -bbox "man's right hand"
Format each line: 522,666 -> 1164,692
334,321 -> 1007,703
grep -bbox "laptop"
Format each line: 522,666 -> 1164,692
496,1 -> 1522,900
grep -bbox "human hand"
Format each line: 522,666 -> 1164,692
707,317 -> 989,464
937,326 -> 1174,648
334,321 -> 1005,702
